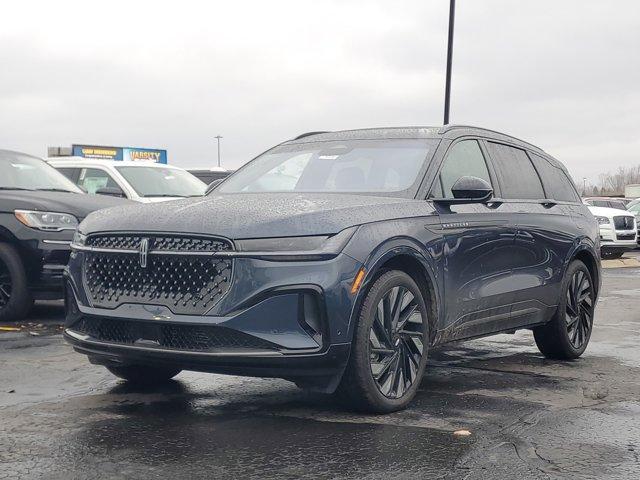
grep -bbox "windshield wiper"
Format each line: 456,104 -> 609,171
142,193 -> 190,198
35,188 -> 79,193
0,186 -> 36,191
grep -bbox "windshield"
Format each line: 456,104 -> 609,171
115,166 -> 206,197
218,139 -> 437,196
0,151 -> 82,193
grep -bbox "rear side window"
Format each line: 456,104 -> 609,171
486,142 -> 544,199
431,140 -> 492,198
529,153 -> 580,202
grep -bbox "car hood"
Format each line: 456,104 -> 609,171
0,190 -> 131,220
80,193 -> 436,238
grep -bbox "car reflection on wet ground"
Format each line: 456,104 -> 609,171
1,266 -> 640,479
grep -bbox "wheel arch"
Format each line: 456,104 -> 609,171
568,244 -> 600,298
347,239 -> 441,345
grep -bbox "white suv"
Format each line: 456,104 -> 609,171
47,158 -> 206,202
587,205 -> 637,259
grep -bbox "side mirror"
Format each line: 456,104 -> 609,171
205,179 -> 223,195
434,176 -> 493,205
95,186 -> 126,198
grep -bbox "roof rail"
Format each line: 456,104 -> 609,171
292,131 -> 330,140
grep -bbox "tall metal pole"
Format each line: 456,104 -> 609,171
443,0 -> 456,125
214,135 -> 223,167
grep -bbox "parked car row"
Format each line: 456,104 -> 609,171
48,158 -> 207,202
1,126 -> 607,412
584,197 -> 639,258
0,150 -> 130,320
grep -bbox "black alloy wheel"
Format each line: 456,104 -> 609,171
534,260 -> 595,359
369,285 -> 425,399
564,269 -> 594,350
337,270 -> 429,413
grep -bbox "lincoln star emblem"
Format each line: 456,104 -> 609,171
139,238 -> 149,268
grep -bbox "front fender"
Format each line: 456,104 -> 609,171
342,219 -> 443,343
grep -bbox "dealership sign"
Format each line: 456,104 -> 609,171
71,145 -> 167,164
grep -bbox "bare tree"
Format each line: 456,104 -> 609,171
578,165 -> 640,197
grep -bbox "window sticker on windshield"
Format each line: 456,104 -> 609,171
318,155 -> 340,160
164,175 -> 176,180
83,177 -> 108,194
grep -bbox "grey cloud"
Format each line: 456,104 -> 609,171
0,0 -> 639,184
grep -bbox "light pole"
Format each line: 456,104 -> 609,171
443,0 -> 456,125
583,177 -> 587,195
214,135 -> 223,167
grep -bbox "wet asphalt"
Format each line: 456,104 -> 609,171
1,267 -> 640,479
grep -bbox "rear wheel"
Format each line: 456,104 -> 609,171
337,270 -> 429,413
534,260 -> 595,359
106,365 -> 181,384
0,243 -> 33,322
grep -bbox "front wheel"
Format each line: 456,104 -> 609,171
534,260 -> 595,359
337,270 -> 429,413
106,365 -> 181,384
0,243 -> 33,322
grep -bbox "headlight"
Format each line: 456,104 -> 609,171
72,230 -> 87,247
235,227 -> 357,256
14,210 -> 78,231
594,216 -> 610,225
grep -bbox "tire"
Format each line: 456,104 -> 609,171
337,270 -> 430,413
601,251 -> 623,259
106,365 -> 181,384
0,242 -> 33,322
534,260 -> 595,359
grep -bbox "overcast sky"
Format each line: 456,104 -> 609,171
1,0 -> 639,184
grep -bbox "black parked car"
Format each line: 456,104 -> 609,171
0,150 -> 129,321
64,126 -> 600,412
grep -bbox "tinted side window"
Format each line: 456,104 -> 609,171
487,142 -> 544,199
431,140 -> 491,198
529,153 -> 579,202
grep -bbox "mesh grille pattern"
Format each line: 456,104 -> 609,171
152,236 -> 232,252
86,235 -> 142,250
84,253 -> 232,314
86,234 -> 233,252
70,317 -> 278,351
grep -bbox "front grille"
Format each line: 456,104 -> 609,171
86,234 -> 232,252
616,233 -> 636,241
613,216 -> 635,230
70,317 -> 279,352
83,234 -> 233,315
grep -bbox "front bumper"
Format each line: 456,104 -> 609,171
598,225 -> 637,251
64,250 -> 362,389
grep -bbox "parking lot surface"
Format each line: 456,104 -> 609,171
1,266 -> 640,479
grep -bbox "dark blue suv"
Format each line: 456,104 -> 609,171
64,126 -> 600,412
